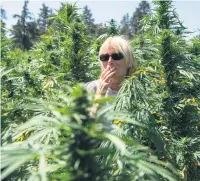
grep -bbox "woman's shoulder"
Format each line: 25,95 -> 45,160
85,80 -> 99,93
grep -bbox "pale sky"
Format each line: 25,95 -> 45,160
1,0 -> 200,37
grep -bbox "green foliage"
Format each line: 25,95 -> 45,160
48,3 -> 92,82
190,36 -> 200,56
1,1 -> 200,181
114,77 -> 165,156
118,1 -> 200,180
1,84 -> 178,181
156,2 -> 200,179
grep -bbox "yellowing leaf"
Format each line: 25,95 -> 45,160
113,119 -> 123,124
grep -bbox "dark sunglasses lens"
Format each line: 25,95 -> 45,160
112,53 -> 124,60
100,54 -> 109,61
100,53 -> 124,61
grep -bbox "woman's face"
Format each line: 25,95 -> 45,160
100,45 -> 127,78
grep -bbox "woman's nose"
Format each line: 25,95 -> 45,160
108,56 -> 113,65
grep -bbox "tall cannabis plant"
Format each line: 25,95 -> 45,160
1,84 -> 178,181
114,1 -> 200,180
29,2 -> 91,83
50,3 -> 91,82
1,85 -> 109,180
154,1 -> 200,180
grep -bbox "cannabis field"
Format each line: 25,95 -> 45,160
1,1 -> 200,181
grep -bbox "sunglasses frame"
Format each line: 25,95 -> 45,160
99,52 -> 124,62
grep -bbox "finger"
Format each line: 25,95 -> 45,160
104,71 -> 115,83
101,65 -> 114,77
102,67 -> 115,80
99,67 -> 115,93
100,66 -> 110,79
97,81 -> 109,93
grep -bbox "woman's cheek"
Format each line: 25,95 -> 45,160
101,62 -> 107,71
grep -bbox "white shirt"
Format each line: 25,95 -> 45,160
85,80 -> 118,97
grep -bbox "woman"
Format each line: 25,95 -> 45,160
86,36 -> 136,98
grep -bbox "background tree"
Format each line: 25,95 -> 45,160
130,0 -> 151,36
82,5 -> 96,36
11,0 -> 39,50
1,8 -> 8,58
37,3 -> 53,35
1,8 -> 13,68
119,13 -> 132,39
1,8 -> 6,33
11,0 -> 32,49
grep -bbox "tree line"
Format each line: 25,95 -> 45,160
2,0 -> 151,50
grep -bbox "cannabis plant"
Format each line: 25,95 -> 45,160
118,1 -> 200,180
1,84 -> 178,181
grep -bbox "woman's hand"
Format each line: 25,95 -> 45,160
96,66 -> 116,96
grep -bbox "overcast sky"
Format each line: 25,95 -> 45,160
1,0 -> 200,37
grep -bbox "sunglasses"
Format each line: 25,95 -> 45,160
99,52 -> 124,61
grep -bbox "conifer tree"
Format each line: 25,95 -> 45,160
130,0 -> 151,35
11,0 -> 32,49
1,8 -> 13,67
119,14 -> 132,39
1,8 -> 8,58
37,3 -> 53,35
1,8 -> 6,32
82,5 -> 95,35
11,0 -> 39,50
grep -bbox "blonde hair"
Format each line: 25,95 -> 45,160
99,36 -> 137,76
